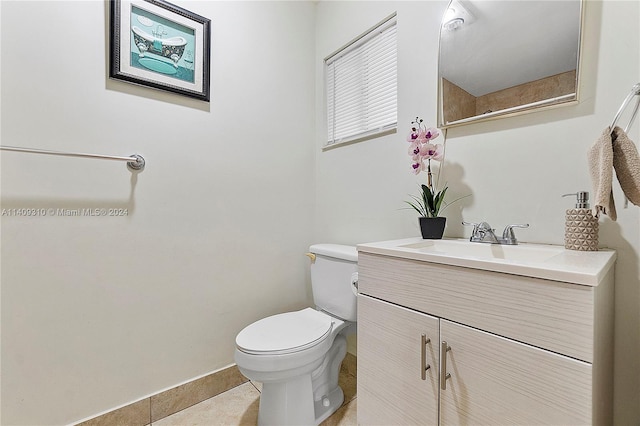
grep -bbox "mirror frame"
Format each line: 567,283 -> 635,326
437,0 -> 585,129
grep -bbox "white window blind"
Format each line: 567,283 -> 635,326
325,15 -> 397,147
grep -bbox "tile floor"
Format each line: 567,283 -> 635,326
153,367 -> 357,426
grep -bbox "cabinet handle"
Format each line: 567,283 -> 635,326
421,334 -> 431,380
441,341 -> 451,390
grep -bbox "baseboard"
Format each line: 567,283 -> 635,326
75,365 -> 248,426
75,353 -> 357,425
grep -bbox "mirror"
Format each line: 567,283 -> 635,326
437,0 -> 583,128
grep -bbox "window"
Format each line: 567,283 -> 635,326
325,14 -> 397,147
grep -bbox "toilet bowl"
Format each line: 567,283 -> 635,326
234,244 -> 358,426
235,308 -> 350,425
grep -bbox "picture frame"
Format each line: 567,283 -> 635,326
109,0 -> 211,102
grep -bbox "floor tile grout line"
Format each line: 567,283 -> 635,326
249,381 -> 261,393
152,371 -> 356,425
150,381 -> 254,425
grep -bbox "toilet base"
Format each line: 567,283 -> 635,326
255,334 -> 348,426
259,374 -> 315,426
313,385 -> 344,425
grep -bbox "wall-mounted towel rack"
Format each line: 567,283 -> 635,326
610,82 -> 640,134
0,146 -> 145,172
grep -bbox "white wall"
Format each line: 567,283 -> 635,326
315,1 -> 639,424
0,1 -> 316,424
2,0 -> 639,424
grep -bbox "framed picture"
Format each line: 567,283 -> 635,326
110,0 -> 211,102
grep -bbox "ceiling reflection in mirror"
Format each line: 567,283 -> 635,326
438,0 -> 583,128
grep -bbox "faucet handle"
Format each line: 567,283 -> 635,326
463,221 -> 495,242
462,221 -> 480,241
462,220 -> 486,238
462,221 -> 493,229
476,222 -> 493,231
501,224 -> 529,244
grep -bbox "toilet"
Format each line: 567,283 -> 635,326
234,244 -> 358,426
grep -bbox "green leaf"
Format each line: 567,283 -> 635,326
433,187 -> 448,215
421,184 -> 435,217
405,197 -> 427,217
406,180 -> 470,219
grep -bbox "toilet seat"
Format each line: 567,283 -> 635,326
236,308 -> 337,355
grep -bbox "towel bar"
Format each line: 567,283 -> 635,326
0,145 -> 145,171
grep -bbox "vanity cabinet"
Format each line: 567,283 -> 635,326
356,248 -> 614,426
358,295 -> 439,425
439,318 -> 591,425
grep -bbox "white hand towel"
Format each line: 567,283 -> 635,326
612,126 -> 640,206
587,127 -> 616,220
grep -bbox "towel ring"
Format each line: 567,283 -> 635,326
611,82 -> 640,134
609,83 -> 640,208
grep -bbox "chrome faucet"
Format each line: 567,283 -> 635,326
463,222 -> 529,245
463,221 -> 498,243
500,223 -> 530,245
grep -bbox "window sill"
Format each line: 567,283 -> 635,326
322,127 -> 397,151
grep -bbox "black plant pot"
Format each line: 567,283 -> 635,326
419,217 -> 446,239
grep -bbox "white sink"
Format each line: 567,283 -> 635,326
399,239 -> 565,263
357,237 -> 616,286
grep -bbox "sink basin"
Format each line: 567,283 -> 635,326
357,237 -> 616,286
399,239 -> 565,263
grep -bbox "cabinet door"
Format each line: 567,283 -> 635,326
358,295 -> 439,426
440,320 -> 593,425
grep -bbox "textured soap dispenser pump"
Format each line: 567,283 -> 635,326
562,191 -> 599,251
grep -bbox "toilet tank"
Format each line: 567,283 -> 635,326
309,244 -> 358,322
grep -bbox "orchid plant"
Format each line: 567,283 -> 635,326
405,117 -> 455,218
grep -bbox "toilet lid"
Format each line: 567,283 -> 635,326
236,308 -> 334,355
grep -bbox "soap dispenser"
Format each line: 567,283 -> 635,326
562,191 -> 599,251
